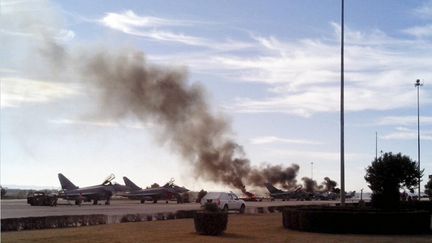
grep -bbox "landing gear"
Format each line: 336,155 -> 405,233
75,200 -> 82,206
153,200 -> 157,204
140,199 -> 145,204
93,200 -> 98,205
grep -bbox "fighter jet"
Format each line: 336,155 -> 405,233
345,191 -> 356,199
264,183 -> 306,201
58,173 -> 125,205
120,177 -> 189,204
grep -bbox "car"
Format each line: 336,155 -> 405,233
200,192 -> 246,213
27,191 -> 58,206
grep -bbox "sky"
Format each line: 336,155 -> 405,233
1,0 -> 431,193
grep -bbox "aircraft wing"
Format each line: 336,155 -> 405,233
121,189 -> 175,200
127,191 -> 169,197
59,191 -> 106,200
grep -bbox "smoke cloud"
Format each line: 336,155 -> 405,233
322,176 -> 338,192
7,2 -> 312,193
42,45 -> 301,192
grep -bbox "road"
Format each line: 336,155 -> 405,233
1,199 -> 346,219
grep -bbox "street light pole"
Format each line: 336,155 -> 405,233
375,131 -> 378,161
415,79 -> 423,199
340,0 -> 346,205
311,162 -> 314,180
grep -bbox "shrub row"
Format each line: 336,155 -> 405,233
282,207 -> 431,234
400,201 -> 432,213
1,214 -> 107,232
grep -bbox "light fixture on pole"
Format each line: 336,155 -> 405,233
414,79 -> 423,199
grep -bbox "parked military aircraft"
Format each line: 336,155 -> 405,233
120,177 -> 189,204
345,191 -> 356,199
313,191 -> 338,200
264,183 -> 306,201
58,173 -> 126,205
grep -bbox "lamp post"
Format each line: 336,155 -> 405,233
340,0 -> 345,205
415,79 -> 423,199
375,131 -> 378,161
311,162 -> 314,180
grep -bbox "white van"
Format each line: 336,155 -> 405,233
200,192 -> 246,213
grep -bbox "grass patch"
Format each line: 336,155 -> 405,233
2,214 -> 431,243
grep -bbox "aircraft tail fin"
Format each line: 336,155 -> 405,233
58,173 -> 78,190
123,177 -> 142,191
264,183 -> 282,194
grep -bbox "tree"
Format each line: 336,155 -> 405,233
365,152 -> 422,209
425,177 -> 432,200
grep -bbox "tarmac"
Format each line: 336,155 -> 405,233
1,198 -> 345,219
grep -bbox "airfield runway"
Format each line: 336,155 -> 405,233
1,199 -> 346,219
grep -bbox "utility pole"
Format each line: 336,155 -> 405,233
415,79 -> 423,199
375,132 -> 378,161
311,162 -> 314,180
340,0 -> 345,205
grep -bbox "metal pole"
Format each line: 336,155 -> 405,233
340,0 -> 345,205
311,162 -> 314,180
415,79 -> 423,199
375,132 -> 378,161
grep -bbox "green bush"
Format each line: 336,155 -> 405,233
194,211 -> 228,236
282,207 -> 431,234
365,152 -> 422,209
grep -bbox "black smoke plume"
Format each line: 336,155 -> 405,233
43,45 -> 300,192
301,177 -> 322,193
322,177 -> 338,192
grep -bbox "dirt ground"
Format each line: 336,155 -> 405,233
2,213 -> 431,243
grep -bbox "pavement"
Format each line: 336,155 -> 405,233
1,198 -> 347,219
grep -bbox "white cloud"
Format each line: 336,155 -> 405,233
101,11 -> 204,46
250,136 -> 321,145
0,0 -> 75,42
146,22 -> 432,117
213,24 -> 432,116
413,0 -> 432,19
381,128 -> 432,141
102,10 -> 194,29
262,148 -> 368,162
49,118 -> 151,129
405,2 -> 432,38
100,10 -> 252,50
49,118 -> 118,127
377,116 -> 432,126
1,77 -> 80,108
403,24 -> 432,38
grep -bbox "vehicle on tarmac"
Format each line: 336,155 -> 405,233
27,191 -> 58,206
200,192 -> 246,213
